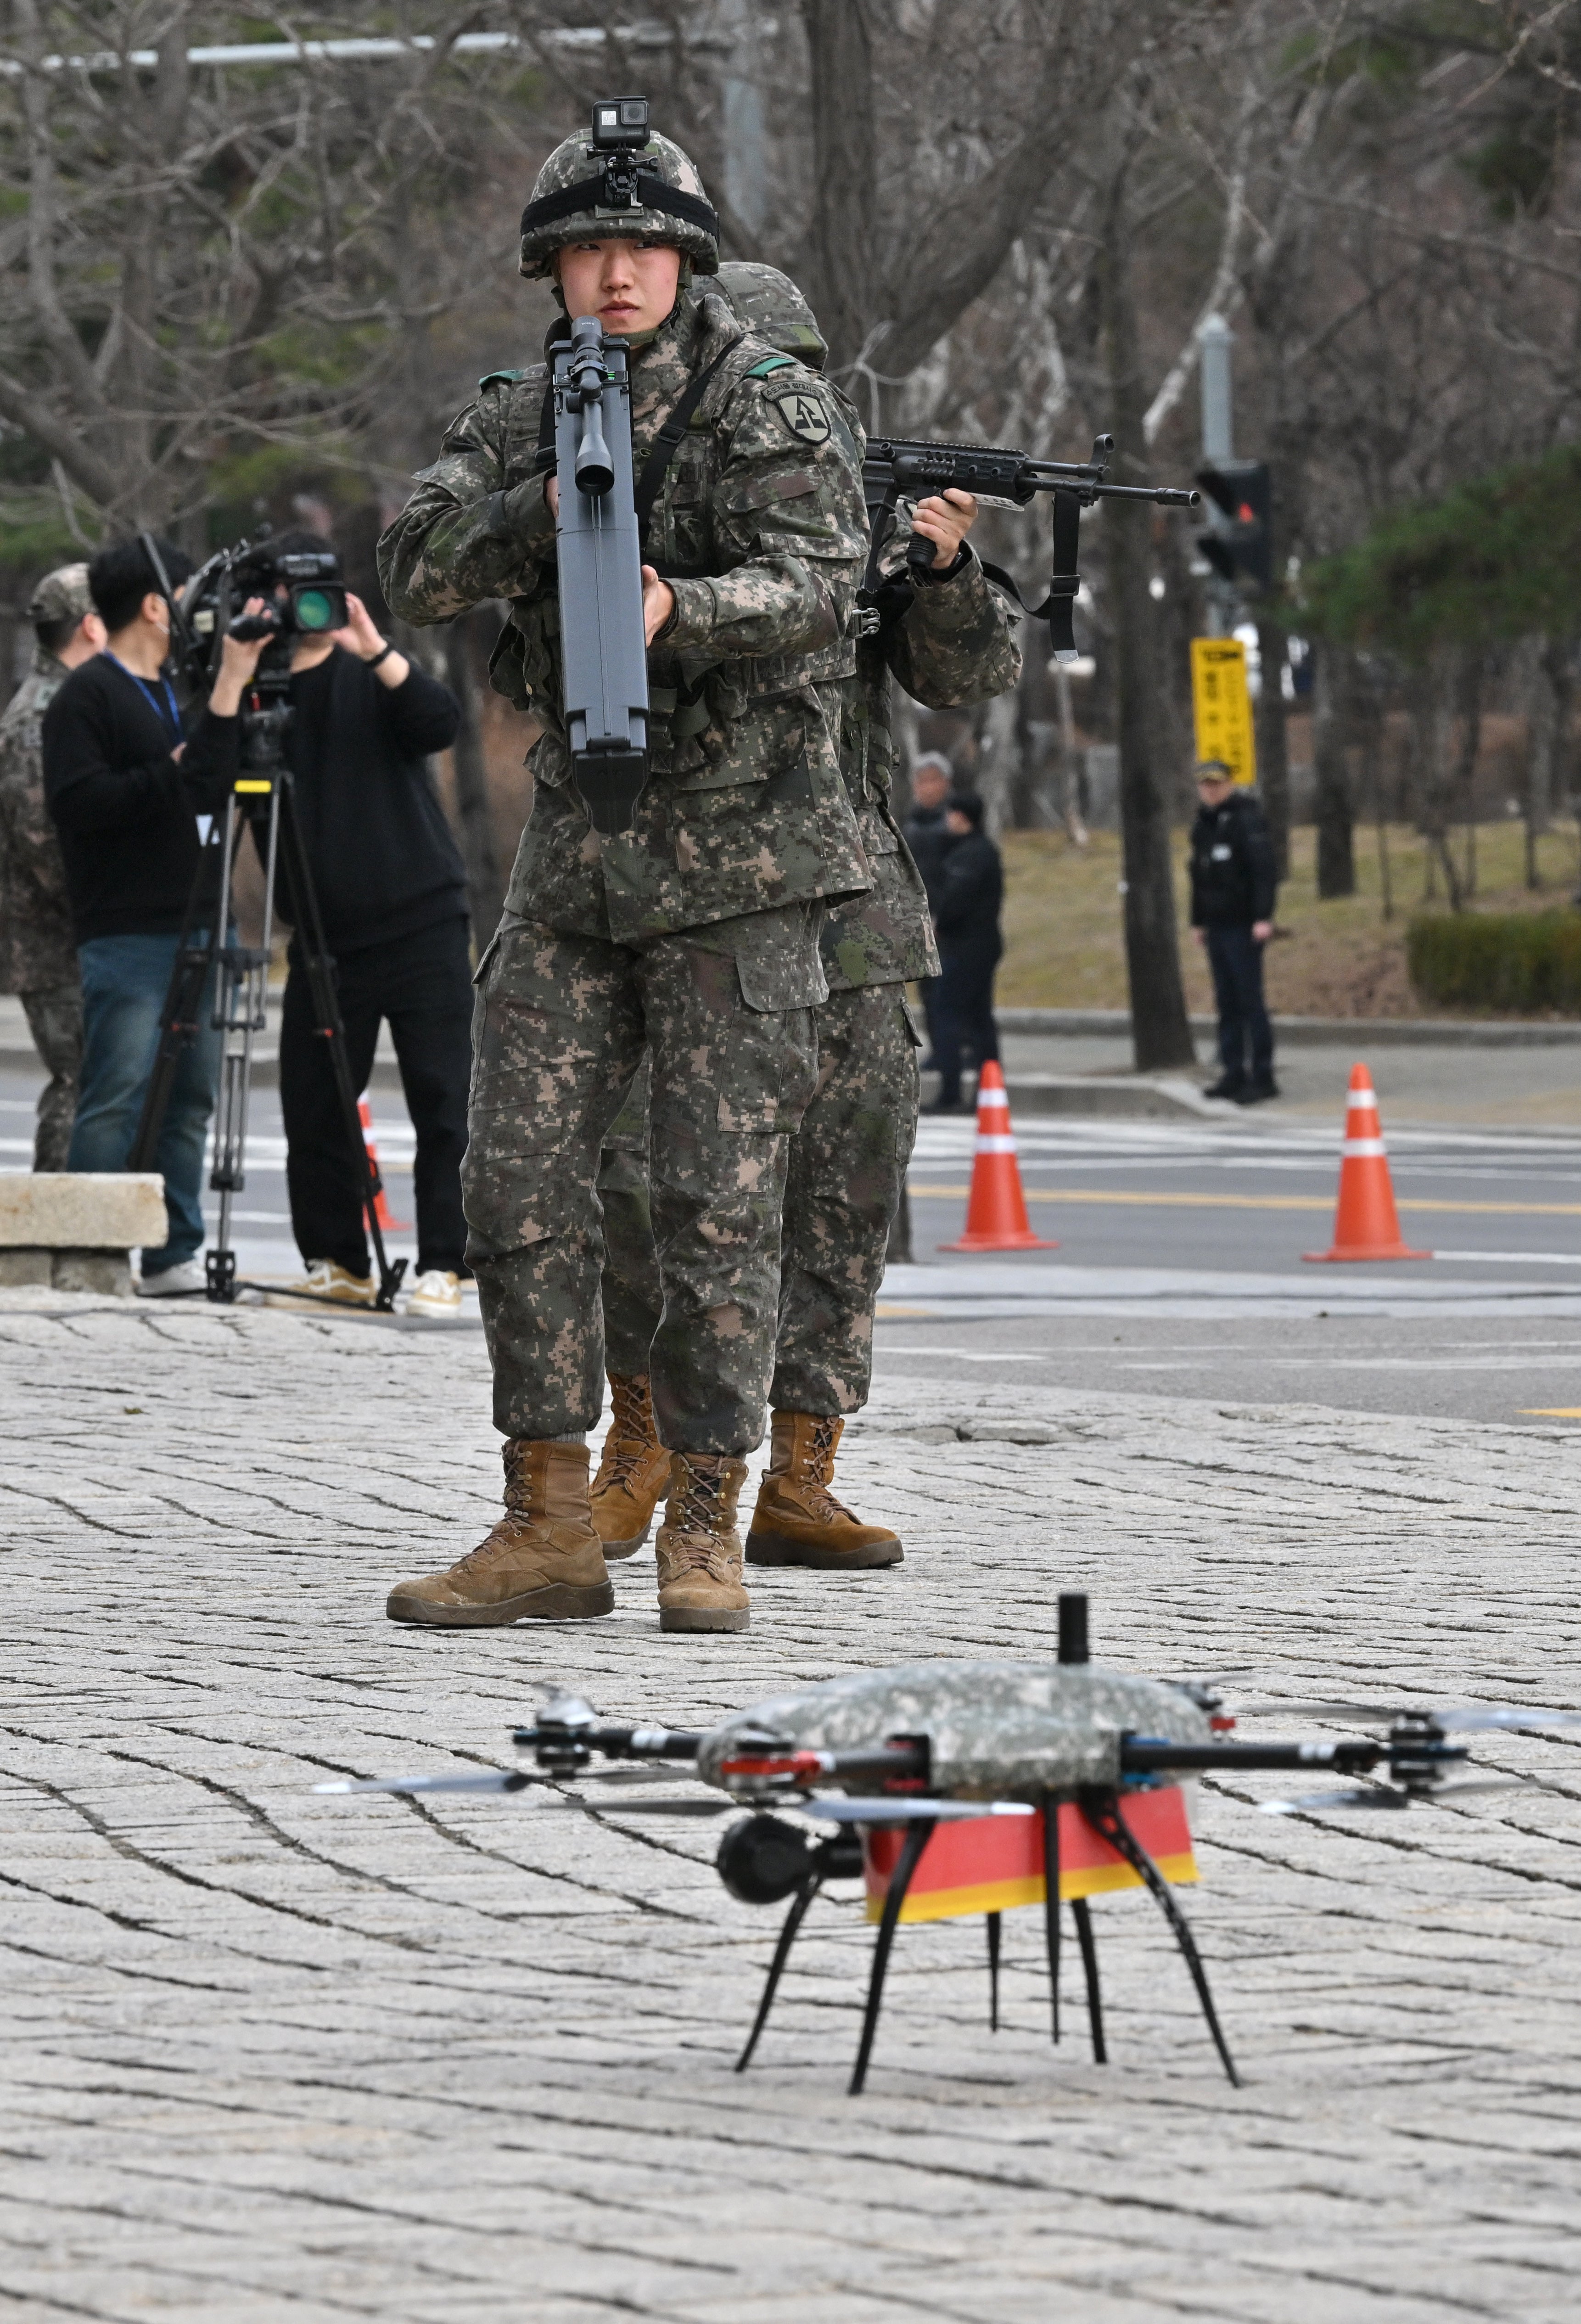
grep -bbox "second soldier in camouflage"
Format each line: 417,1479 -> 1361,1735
590,264 -> 1022,1576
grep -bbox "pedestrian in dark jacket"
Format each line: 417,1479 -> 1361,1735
926,792 -> 1003,1114
1189,760 -> 1279,1103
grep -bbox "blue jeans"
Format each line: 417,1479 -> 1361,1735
67,934 -> 222,1275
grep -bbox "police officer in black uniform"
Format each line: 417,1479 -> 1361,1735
1189,759 -> 1279,1104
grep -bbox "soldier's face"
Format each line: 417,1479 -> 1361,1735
556,237 -> 683,336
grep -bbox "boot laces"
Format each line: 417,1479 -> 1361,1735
594,1376 -> 658,1490
670,1458 -> 732,1541
801,1415 -> 854,1521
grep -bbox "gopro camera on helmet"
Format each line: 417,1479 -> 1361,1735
590,96 -> 650,152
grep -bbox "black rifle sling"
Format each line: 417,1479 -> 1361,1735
633,348 -> 734,548
976,486 -> 1084,657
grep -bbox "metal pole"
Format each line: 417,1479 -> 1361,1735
1198,313 -> 1237,641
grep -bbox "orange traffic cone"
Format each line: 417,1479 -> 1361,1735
940,1062 -> 1059,1252
1303,1064 -> 1430,1263
359,1092 -> 410,1233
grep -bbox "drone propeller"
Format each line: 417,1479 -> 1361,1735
797,1797 -> 1036,1825
1260,1771 -> 1565,1815
315,1770 -> 533,1796
1239,1701 -> 1581,1731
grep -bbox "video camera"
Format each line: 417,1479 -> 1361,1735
141,527 -> 348,775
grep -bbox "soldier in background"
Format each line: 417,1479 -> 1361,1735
590,263 -> 1022,1575
377,116 -> 870,1637
0,566 -> 105,1168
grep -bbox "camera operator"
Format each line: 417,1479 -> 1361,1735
263,534 -> 469,1318
41,538 -> 269,1291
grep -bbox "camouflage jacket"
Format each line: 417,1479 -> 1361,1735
822,538 -> 1023,993
378,290 -> 872,948
0,648 -> 77,993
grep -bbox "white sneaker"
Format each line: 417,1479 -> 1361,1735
406,1268 -> 463,1319
284,1258 -> 377,1307
136,1257 -> 207,1297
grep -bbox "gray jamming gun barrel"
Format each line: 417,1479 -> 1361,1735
553,314 -> 649,834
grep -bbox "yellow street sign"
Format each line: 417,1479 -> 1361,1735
1190,636 -> 1256,786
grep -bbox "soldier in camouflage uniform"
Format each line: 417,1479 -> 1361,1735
0,566 -> 105,1169
589,264 -> 1022,1573
377,114 -> 871,1636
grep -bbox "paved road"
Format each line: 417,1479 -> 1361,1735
3,1304 -> 1581,2321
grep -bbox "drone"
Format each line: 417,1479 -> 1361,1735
319,1594 -> 1581,2093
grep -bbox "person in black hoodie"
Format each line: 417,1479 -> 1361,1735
265,534 -> 468,1315
1188,759 -> 1279,1103
44,536 -> 269,1292
926,791 -> 1004,1114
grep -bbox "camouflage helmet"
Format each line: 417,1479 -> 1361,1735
519,99 -> 719,280
715,262 -> 827,373
26,561 -> 93,629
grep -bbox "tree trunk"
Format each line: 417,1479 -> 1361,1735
1255,616 -> 1290,879
1099,172 -> 1194,1072
1312,641 -> 1355,898
802,0 -> 878,376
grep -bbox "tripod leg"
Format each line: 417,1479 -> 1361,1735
735,1878 -> 821,2073
1071,1898 -> 1106,2064
849,1818 -> 935,2097
1080,1790 -> 1239,2088
1042,1793 -> 1060,2044
986,1910 -> 1001,2033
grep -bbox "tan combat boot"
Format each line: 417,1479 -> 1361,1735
655,1452 -> 751,1633
746,1412 -> 903,1570
589,1373 -> 673,1559
386,1440 -> 614,1626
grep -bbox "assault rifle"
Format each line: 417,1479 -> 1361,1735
861,432 -> 1199,661
552,314 -> 650,834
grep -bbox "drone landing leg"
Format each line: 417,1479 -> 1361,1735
986,1910 -> 1001,2032
1081,1791 -> 1239,2088
849,1817 -> 935,2098
735,1876 -> 821,2073
1042,1793 -> 1060,2044
1071,1897 -> 1106,2064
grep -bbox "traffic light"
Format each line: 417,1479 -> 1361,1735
1196,459 -> 1272,594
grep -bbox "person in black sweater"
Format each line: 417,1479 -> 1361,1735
265,534 -> 468,1316
44,537 -> 269,1291
1188,759 -> 1279,1103
926,791 -> 1004,1115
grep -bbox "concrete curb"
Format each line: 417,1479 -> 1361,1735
995,1007 -> 1581,1046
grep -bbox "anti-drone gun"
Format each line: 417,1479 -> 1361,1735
861,432 -> 1199,660
550,312 -> 650,836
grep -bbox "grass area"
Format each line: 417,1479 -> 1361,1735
998,817 -> 1581,1018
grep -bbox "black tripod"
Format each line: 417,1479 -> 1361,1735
128,754 -> 407,1310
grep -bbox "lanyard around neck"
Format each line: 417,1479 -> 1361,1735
107,653 -> 181,741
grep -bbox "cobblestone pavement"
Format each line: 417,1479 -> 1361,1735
3,1298 -> 1581,2323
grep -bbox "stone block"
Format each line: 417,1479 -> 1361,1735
0,1173 -> 164,1249
0,1247 -> 134,1294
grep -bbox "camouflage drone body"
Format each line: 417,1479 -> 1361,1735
698,1660 -> 1212,1798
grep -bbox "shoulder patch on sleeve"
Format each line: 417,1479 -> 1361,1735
478,366 -> 531,390
742,354 -> 796,380
768,386 -> 833,447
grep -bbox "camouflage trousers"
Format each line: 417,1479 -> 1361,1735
463,906 -> 821,1454
21,980 -> 83,1173
598,982 -> 920,1416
